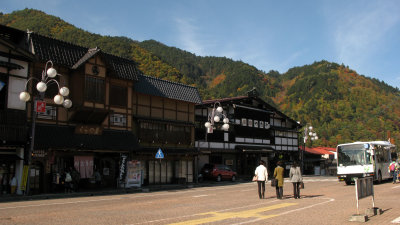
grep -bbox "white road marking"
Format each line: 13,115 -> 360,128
193,195 -> 208,198
392,185 -> 400,189
392,216 -> 400,223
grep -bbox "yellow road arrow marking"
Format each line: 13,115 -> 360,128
169,202 -> 297,225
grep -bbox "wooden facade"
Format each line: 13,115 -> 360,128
0,25 -> 202,194
195,89 -> 301,178
0,26 -> 33,195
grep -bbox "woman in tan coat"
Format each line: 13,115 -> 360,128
273,161 -> 284,199
289,162 -> 302,199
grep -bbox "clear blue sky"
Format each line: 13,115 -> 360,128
2,0 -> 400,88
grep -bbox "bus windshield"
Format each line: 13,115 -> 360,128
338,144 -> 368,166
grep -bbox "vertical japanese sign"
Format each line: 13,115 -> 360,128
119,154 -> 128,183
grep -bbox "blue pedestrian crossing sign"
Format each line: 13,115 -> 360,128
155,148 -> 164,159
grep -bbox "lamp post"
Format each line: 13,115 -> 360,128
19,60 -> 72,195
302,125 -> 318,174
204,102 -> 229,140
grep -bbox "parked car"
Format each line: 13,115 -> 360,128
201,164 -> 237,182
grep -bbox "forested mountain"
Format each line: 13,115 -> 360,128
1,9 -> 400,147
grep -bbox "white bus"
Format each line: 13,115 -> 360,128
337,141 -> 396,185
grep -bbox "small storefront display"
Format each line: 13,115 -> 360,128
125,160 -> 142,188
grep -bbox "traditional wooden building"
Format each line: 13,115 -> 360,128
0,25 -> 33,195
0,25 -> 201,194
195,89 -> 301,177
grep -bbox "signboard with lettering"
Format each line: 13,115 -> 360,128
125,160 -> 142,188
119,154 -> 128,184
75,125 -> 103,135
36,101 -> 46,113
20,165 -> 29,191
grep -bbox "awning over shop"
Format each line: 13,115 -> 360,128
0,153 -> 23,161
235,145 -> 274,153
34,124 -> 139,151
133,147 -> 199,156
0,60 -> 24,70
300,146 -> 335,155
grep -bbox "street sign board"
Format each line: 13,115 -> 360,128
155,148 -> 164,159
36,101 -> 46,113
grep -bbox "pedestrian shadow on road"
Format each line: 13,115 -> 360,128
264,194 -> 324,200
380,208 -> 391,214
296,194 -> 324,199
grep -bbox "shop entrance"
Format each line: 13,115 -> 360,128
29,162 -> 44,194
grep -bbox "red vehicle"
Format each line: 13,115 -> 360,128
201,164 -> 237,182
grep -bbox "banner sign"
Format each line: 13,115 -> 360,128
119,154 -> 128,183
20,165 -> 29,191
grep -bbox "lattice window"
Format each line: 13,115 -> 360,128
85,76 -> 104,103
110,113 -> 127,126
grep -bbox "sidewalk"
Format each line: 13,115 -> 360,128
0,175 -> 337,203
0,180 -> 233,203
0,184 -> 189,203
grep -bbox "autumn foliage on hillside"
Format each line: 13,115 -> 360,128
2,10 -> 400,147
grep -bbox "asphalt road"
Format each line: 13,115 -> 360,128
0,176 -> 399,225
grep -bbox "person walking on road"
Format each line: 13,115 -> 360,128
289,162 -> 302,199
254,160 -> 269,199
274,161 -> 284,199
389,159 -> 398,184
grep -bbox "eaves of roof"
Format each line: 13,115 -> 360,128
134,75 -> 202,104
30,32 -> 141,81
201,95 -> 300,128
34,124 -> 139,151
71,47 -> 101,69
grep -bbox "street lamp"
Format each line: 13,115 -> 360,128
301,125 -> 318,174
204,101 -> 229,136
19,60 -> 72,195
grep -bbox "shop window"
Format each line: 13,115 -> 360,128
85,76 -> 104,103
241,118 -> 247,126
0,74 -> 7,110
139,121 -> 191,145
109,84 -> 127,107
110,113 -> 126,126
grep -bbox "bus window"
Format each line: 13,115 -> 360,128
365,151 -> 372,164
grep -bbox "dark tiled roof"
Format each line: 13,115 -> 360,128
0,25 -> 34,59
34,124 -> 139,151
0,25 -> 27,48
134,75 -> 202,104
103,53 -> 141,81
30,33 -> 141,81
30,33 -> 88,68
200,95 -> 300,127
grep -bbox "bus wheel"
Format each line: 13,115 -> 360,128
345,180 -> 352,185
377,171 -> 382,184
